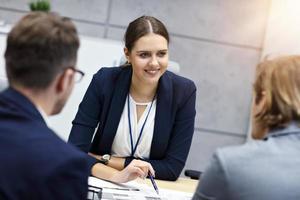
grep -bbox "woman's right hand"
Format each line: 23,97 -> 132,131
111,159 -> 155,183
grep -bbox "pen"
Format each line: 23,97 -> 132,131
148,172 -> 159,195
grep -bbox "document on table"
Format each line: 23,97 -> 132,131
87,176 -> 193,200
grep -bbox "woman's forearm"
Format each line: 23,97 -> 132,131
108,156 -> 126,170
91,159 -> 154,183
89,153 -> 126,171
91,163 -> 119,182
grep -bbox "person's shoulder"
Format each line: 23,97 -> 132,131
212,140 -> 266,175
90,66 -> 130,86
89,66 -> 130,90
164,70 -> 195,86
44,130 -> 88,161
216,141 -> 260,160
163,71 -> 196,96
1,123 -> 88,174
25,125 -> 88,165
32,132 -> 89,181
94,66 -> 129,77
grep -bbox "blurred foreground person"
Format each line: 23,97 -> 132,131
193,55 -> 300,200
0,12 -> 89,200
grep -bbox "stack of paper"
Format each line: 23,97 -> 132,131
87,176 -> 193,200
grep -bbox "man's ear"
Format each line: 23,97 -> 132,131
55,69 -> 74,94
124,47 -> 130,63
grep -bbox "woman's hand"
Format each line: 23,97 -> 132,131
111,159 -> 155,183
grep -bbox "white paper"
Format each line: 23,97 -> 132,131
87,176 -> 193,200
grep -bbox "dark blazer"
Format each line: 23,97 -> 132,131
69,66 -> 197,180
0,88 -> 90,200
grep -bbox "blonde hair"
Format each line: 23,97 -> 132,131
253,55 -> 300,130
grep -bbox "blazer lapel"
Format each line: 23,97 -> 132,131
99,67 -> 132,153
150,72 -> 173,158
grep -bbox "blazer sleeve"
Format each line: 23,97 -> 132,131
125,80 -> 196,181
68,72 -> 104,167
68,73 -> 103,153
192,151 -> 229,200
46,156 -> 90,200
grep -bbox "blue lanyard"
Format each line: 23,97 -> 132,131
127,93 -> 155,157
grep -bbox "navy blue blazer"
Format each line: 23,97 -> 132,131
69,66 -> 197,180
0,88 -> 90,200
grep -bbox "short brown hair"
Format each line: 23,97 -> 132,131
253,55 -> 300,130
5,12 -> 79,89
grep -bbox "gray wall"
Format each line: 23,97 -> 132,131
0,77 -> 7,92
0,0 -> 271,173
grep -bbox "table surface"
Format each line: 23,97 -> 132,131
137,177 -> 198,193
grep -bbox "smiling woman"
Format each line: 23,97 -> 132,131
68,16 -> 197,181
125,33 -> 168,103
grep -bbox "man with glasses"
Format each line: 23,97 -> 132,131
0,12 -> 88,199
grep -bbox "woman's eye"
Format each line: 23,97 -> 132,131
157,51 -> 167,57
139,53 -> 150,58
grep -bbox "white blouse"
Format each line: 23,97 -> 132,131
111,94 -> 156,159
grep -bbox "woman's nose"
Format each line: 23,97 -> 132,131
149,56 -> 159,66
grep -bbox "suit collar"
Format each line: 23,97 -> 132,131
1,87 -> 47,125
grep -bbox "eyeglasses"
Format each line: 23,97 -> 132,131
65,66 -> 85,83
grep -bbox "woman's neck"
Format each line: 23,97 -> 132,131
130,77 -> 157,103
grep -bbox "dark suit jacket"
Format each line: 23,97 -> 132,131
69,66 -> 197,180
0,88 -> 90,200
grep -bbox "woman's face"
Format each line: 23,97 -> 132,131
125,33 -> 169,86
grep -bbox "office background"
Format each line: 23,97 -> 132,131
1,0 -> 299,174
